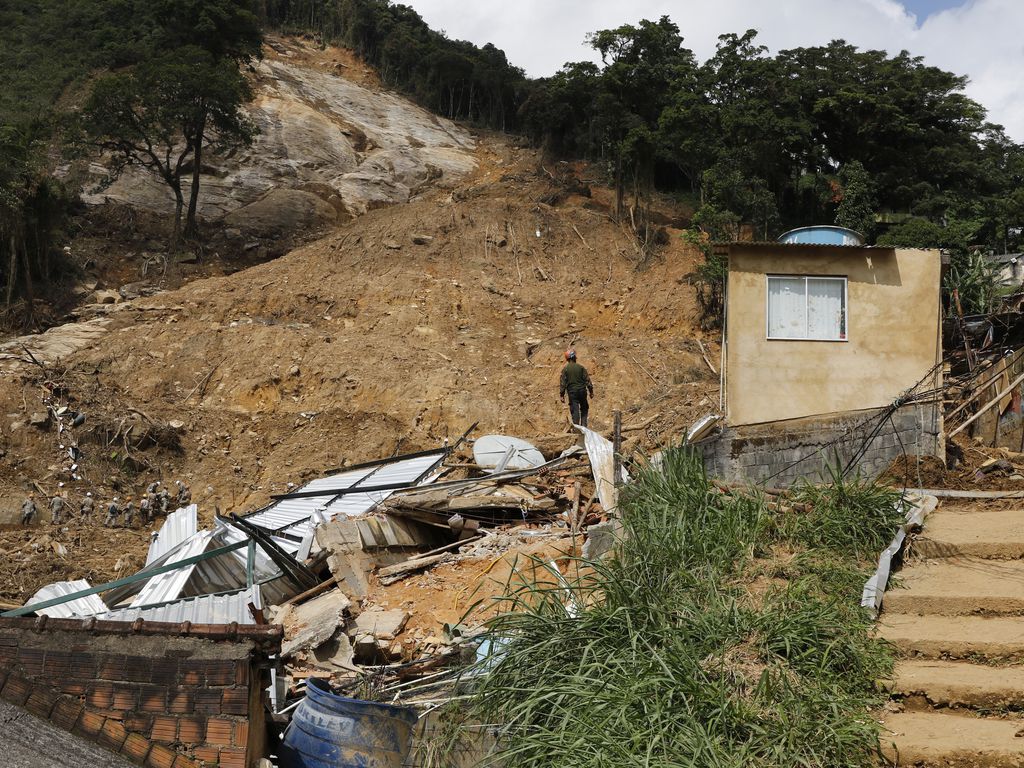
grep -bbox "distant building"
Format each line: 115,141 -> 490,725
982,252 -> 1024,288
700,233 -> 943,485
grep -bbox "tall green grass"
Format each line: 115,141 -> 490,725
468,448 -> 896,768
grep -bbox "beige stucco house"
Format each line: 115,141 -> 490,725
702,241 -> 943,485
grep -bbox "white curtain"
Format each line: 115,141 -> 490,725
767,277 -> 806,338
807,278 -> 845,339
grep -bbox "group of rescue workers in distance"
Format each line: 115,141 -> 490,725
19,480 -> 191,528
13,348 -> 593,527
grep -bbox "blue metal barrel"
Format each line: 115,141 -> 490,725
279,679 -> 419,768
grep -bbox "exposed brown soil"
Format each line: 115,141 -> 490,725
0,130 -> 714,603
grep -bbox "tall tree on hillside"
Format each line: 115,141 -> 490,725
587,16 -> 697,219
151,0 -> 262,237
84,50 -> 256,246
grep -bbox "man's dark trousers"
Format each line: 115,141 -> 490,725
569,392 -> 589,427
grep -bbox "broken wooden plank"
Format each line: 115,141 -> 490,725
378,554 -> 450,585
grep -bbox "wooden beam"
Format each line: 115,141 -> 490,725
948,370 -> 1024,438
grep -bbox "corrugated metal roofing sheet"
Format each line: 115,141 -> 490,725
146,505 -> 198,565
98,585 -> 262,625
25,579 -> 109,618
129,529 -> 215,608
245,450 -> 446,539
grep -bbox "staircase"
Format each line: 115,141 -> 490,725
879,504 -> 1024,766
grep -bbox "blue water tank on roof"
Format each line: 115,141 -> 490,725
777,226 -> 865,246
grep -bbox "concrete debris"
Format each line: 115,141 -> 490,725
351,608 -> 409,641
281,588 -> 353,658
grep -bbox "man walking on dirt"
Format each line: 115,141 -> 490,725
559,348 -> 594,427
21,495 -> 37,525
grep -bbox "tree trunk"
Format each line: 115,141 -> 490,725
6,235 -> 17,307
185,113 -> 207,240
172,184 -> 185,249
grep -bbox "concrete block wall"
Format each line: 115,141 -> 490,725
701,403 -> 941,487
0,617 -> 281,767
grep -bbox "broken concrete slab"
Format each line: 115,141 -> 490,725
281,588 -> 352,658
351,608 -> 409,641
316,518 -> 374,597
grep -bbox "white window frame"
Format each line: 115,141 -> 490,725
765,275 -> 848,342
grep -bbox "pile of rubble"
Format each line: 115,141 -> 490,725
4,425 -> 616,720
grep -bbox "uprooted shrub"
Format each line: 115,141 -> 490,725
468,448 -> 897,768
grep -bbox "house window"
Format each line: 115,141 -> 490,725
767,276 -> 847,340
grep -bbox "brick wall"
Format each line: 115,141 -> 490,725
701,403 -> 942,487
0,617 -> 281,768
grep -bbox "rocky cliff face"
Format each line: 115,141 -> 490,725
78,39 -> 477,235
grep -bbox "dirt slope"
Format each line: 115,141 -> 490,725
0,134 -> 715,602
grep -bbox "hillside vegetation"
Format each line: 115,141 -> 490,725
2,0 -> 1022,322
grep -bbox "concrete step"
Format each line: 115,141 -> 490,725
885,557 -> 1024,616
879,614 -> 1024,660
916,508 -> 1024,559
880,711 -> 1024,767
893,660 -> 1024,710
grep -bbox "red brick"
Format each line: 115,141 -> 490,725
232,720 -> 249,747
140,687 -> 168,713
125,713 -> 154,735
25,686 -> 60,719
145,743 -> 178,768
192,746 -> 220,765
113,687 -> 140,711
51,697 -> 85,731
0,665 -> 9,689
151,659 -> 180,686
97,654 -> 127,680
121,732 -> 153,762
1,673 -> 32,705
172,755 -> 200,768
233,663 -> 249,687
199,660 -> 235,686
43,649 -> 73,679
194,689 -> 222,715
17,647 -> 45,676
62,680 -> 89,697
151,715 -> 178,743
87,681 -> 115,709
98,718 -> 129,752
74,710 -> 107,738
124,656 -> 153,683
217,747 -> 247,768
179,666 -> 203,686
167,689 -> 195,714
221,687 -> 248,716
177,716 -> 206,743
204,717 -> 234,746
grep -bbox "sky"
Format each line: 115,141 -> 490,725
400,0 -> 1024,142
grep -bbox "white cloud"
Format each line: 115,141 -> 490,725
403,0 -> 1024,140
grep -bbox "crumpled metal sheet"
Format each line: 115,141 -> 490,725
146,504 -> 198,566
244,450 -> 447,539
577,425 -> 629,515
862,494 -> 938,617
98,585 -> 262,625
25,579 -> 109,618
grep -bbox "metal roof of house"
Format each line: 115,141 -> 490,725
146,504 -> 198,565
25,580 -> 109,619
97,585 -> 262,625
244,448 -> 447,539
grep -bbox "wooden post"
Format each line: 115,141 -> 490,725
612,410 -> 622,489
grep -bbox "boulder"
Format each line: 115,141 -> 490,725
223,188 -> 338,241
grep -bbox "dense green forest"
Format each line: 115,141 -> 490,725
2,0 -> 1023,323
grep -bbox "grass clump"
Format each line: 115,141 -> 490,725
469,448 -> 897,768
